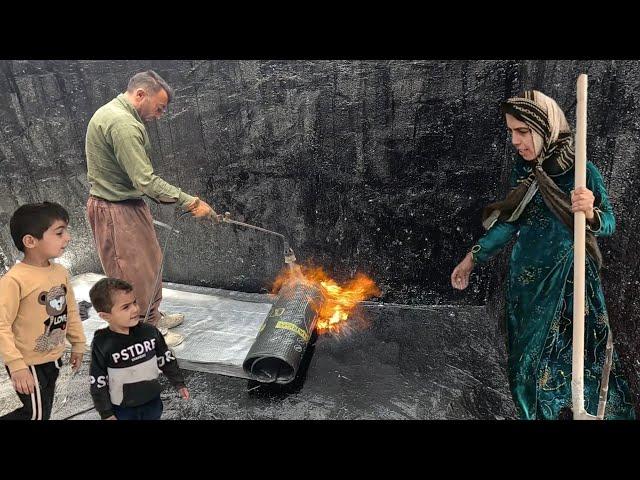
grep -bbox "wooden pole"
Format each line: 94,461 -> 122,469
572,74 -> 597,420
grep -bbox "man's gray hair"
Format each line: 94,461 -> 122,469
127,70 -> 174,103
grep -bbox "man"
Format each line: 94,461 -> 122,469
85,70 -> 217,347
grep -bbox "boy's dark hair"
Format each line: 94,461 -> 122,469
10,202 -> 69,252
89,278 -> 134,314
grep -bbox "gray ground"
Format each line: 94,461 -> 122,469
0,284 -> 516,420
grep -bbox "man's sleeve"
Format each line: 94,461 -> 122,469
110,124 -> 195,208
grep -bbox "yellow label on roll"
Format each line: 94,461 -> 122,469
275,321 -> 309,342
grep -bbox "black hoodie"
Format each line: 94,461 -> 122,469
89,322 -> 185,419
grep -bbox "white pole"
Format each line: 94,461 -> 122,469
572,74 -> 595,420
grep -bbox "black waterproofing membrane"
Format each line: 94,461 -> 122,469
243,280 -> 323,384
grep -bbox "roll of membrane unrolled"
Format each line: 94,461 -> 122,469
243,280 -> 322,384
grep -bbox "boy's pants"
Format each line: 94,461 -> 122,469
86,195 -> 163,326
1,359 -> 62,420
112,395 -> 163,420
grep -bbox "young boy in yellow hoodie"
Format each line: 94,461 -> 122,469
0,202 -> 86,420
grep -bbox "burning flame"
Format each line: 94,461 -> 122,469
272,264 -> 380,334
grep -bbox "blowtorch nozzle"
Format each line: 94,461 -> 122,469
219,210 -> 297,266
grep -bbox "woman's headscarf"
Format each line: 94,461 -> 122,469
482,90 -> 602,268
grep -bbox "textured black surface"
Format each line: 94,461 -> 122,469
0,303 -> 515,420
0,60 -> 638,415
0,59 -> 518,303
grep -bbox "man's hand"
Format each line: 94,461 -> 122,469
105,415 -> 117,420
186,197 -> 219,222
70,352 -> 83,372
11,368 -> 36,395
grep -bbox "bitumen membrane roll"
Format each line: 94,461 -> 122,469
243,280 -> 323,384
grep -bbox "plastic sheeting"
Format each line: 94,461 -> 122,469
71,273 -> 274,379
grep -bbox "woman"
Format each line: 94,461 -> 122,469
451,90 -> 635,420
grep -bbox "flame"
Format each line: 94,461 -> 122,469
272,264 -> 380,334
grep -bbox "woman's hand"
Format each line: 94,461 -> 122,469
571,186 -> 595,220
451,252 -> 475,290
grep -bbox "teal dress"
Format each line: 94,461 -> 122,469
472,160 -> 636,419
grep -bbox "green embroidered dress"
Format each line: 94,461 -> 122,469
472,159 -> 635,419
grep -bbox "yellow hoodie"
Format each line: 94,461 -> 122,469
0,262 -> 86,373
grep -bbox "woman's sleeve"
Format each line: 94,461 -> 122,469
586,162 -> 615,238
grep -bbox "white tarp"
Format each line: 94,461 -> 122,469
71,273 -> 274,379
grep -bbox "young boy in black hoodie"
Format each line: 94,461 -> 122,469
88,277 -> 189,420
